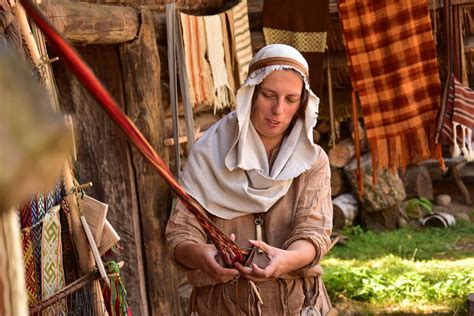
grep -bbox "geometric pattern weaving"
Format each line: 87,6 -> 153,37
41,205 -> 67,314
21,227 -> 37,305
263,28 -> 327,53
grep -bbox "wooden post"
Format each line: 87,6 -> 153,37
39,2 -> 139,44
53,44 -> 148,316
119,8 -> 181,315
39,2 -> 223,46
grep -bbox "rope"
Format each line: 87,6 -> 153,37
18,0 -> 246,266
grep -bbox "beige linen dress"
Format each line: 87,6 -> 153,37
166,146 -> 336,315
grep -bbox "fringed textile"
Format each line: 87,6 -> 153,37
440,76 -> 474,161
204,14 -> 235,112
220,13 -> 237,94
101,261 -> 132,316
41,205 -> 67,315
180,6 -> 246,112
262,0 -> 329,95
228,0 -> 253,87
179,12 -> 214,108
338,0 -> 442,174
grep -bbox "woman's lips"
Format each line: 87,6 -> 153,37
266,118 -> 280,128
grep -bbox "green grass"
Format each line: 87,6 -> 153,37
322,220 -> 474,315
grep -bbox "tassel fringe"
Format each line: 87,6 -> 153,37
451,122 -> 473,161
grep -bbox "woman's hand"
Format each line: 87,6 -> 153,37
175,234 -> 239,284
234,239 -> 316,283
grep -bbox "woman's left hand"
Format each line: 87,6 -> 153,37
233,239 -> 316,283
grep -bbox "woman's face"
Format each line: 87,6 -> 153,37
250,70 -> 304,145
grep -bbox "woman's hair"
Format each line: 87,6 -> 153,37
251,69 -> 310,121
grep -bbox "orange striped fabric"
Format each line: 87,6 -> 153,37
179,13 -> 214,107
339,0 -> 441,171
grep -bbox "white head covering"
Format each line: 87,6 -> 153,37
181,44 -> 320,219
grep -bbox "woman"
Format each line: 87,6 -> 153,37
166,44 -> 336,315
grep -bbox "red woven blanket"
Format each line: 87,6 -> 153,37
339,0 -> 441,171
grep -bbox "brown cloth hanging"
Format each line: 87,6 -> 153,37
339,0 -> 442,174
262,0 -> 329,96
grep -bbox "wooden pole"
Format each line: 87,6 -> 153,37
119,7 -> 181,315
38,1 -> 222,45
39,2 -> 139,44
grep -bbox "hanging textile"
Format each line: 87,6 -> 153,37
440,76 -> 474,160
338,0 -> 441,172
21,227 -> 37,305
41,204 -> 67,314
203,14 -> 235,112
31,197 -> 43,300
219,13 -> 236,93
180,1 -> 250,112
262,0 -> 329,95
100,261 -> 131,316
179,12 -> 214,108
227,0 -> 253,87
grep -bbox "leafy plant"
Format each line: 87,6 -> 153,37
405,197 -> 433,219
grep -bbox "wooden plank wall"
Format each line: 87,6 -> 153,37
53,45 -> 153,315
48,1 -> 230,315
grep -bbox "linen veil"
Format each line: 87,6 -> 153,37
181,44 -> 320,219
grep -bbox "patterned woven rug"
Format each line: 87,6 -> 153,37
440,76 -> 474,160
339,0 -> 441,171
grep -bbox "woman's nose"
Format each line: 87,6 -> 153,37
272,98 -> 284,114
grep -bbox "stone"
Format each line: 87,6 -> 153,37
435,194 -> 451,206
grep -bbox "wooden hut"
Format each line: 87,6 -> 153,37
1,0 -> 474,314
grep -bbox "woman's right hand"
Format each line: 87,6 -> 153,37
175,239 -> 239,284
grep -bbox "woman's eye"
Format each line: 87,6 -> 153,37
286,97 -> 299,104
262,92 -> 276,99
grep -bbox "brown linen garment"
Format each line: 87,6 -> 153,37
166,146 -> 335,315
